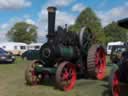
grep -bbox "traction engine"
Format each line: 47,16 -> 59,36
109,18 -> 128,96
25,6 -> 106,91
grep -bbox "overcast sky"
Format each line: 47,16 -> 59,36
0,0 -> 128,42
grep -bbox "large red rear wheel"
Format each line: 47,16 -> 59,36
25,60 -> 43,85
109,65 -> 120,96
56,61 -> 77,91
87,44 -> 106,80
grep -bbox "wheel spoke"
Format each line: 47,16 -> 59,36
96,48 -> 106,79
25,60 -> 44,85
96,52 -> 100,64
56,62 -> 77,91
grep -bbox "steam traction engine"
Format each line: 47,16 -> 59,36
25,7 -> 106,91
109,18 -> 128,96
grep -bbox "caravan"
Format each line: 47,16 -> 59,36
0,42 -> 28,55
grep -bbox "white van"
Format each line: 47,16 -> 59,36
0,42 -> 28,55
107,41 -> 124,55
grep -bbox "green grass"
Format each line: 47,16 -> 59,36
0,57 -> 112,96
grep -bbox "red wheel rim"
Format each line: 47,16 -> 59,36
31,69 -> 38,85
60,64 -> 77,91
95,48 -> 106,80
112,71 -> 120,96
30,61 -> 43,85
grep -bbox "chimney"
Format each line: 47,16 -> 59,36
47,7 -> 57,41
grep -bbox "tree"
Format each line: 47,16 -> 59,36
104,22 -> 128,43
7,22 -> 37,44
69,7 -> 106,44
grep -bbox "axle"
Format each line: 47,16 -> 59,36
35,65 -> 57,74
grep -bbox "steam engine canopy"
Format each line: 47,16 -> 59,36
118,18 -> 128,29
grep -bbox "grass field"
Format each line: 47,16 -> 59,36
0,57 -> 112,96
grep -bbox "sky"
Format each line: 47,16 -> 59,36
0,0 -> 128,42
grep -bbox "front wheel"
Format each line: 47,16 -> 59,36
55,61 -> 77,91
25,60 -> 43,85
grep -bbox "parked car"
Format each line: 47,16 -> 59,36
0,48 -> 15,63
21,50 -> 40,60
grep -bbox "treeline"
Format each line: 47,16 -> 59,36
7,7 -> 128,44
69,7 -> 128,45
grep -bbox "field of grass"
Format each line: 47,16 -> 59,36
0,57 -> 112,96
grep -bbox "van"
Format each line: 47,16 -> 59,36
107,41 -> 124,55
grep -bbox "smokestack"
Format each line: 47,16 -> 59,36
47,6 -> 57,41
